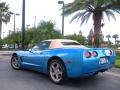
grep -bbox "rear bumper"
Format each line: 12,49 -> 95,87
66,57 -> 115,78
81,63 -> 113,76
67,64 -> 113,78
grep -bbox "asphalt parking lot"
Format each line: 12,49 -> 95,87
0,55 -> 120,90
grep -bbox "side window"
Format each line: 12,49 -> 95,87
32,45 -> 39,51
38,41 -> 51,50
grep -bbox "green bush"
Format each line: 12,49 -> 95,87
113,50 -> 120,68
115,59 -> 120,68
115,50 -> 120,55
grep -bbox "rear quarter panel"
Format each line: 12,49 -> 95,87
42,48 -> 85,77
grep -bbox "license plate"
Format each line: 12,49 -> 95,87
99,57 -> 108,64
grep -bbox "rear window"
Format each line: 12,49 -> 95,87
61,42 -> 81,46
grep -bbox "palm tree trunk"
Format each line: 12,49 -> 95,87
93,11 -> 102,48
108,38 -> 109,45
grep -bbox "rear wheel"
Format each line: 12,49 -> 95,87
11,55 -> 21,70
48,59 -> 66,84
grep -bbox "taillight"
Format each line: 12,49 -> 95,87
85,52 -> 91,58
92,51 -> 98,57
105,50 -> 113,56
110,50 -> 113,55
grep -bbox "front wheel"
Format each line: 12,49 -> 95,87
48,59 -> 67,84
11,55 -> 21,70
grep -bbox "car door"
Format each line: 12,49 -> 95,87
22,41 -> 51,70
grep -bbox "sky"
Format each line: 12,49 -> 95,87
1,0 -> 120,42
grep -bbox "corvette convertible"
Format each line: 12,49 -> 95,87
11,39 -> 116,84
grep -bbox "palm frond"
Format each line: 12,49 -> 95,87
64,0 -> 120,28
77,11 -> 89,22
80,12 -> 92,26
0,2 -> 12,24
87,5 -> 94,12
104,10 -> 116,21
64,0 -> 88,16
113,9 -> 120,14
70,10 -> 87,23
63,3 -> 73,16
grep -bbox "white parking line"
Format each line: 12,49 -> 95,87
104,72 -> 120,78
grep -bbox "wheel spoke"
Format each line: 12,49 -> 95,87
51,69 -> 56,75
55,74 -> 59,80
58,70 -> 62,75
56,63 -> 60,69
13,61 -> 16,65
51,65 -> 56,71
14,58 -> 18,65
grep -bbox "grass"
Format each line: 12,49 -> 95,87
115,59 -> 120,68
114,53 -> 120,68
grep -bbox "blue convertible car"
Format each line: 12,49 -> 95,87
11,39 -> 116,84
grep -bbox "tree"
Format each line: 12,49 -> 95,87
24,20 -> 62,49
2,30 -> 21,49
87,29 -> 94,46
2,20 -> 62,49
37,20 -> 62,40
106,34 -> 111,42
63,0 -> 120,47
106,34 -> 111,46
0,2 -> 12,40
112,34 -> 119,44
65,33 -> 86,45
99,30 -> 104,44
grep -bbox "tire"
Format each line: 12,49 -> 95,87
11,55 -> 21,70
48,59 -> 67,84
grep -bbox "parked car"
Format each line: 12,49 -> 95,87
11,39 -> 116,84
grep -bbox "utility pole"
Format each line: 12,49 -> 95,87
22,0 -> 25,50
13,13 -> 20,49
58,1 -> 64,38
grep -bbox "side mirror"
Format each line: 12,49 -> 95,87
29,49 -> 32,52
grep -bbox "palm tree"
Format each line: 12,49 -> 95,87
106,34 -> 111,42
112,34 -> 119,44
0,2 -> 12,40
106,34 -> 111,46
63,0 -> 120,47
87,29 -> 94,46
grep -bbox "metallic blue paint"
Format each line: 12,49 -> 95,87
12,47 -> 116,78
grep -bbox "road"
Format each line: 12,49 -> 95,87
0,55 -> 120,90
